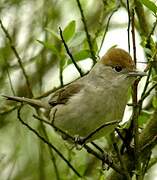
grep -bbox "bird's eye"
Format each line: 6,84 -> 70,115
113,66 -> 122,72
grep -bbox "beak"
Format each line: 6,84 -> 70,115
128,70 -> 147,77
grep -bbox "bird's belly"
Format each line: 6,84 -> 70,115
49,91 -> 127,141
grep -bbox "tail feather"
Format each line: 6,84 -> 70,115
3,95 -> 49,109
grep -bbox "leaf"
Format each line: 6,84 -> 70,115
60,57 -> 67,69
140,0 -> 157,14
45,28 -> 60,40
138,110 -> 152,126
93,39 -> 98,53
63,20 -> 76,42
37,40 -> 58,54
67,50 -> 91,65
68,31 -> 86,47
152,96 -> 157,108
73,49 -> 91,60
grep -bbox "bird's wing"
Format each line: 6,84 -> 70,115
48,83 -> 84,106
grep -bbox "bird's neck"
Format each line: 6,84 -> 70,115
88,62 -> 132,92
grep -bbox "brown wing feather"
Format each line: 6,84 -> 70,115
48,83 -> 84,106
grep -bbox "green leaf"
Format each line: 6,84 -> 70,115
63,20 -> 76,42
68,31 -> 86,47
67,50 -> 91,65
45,28 -> 60,40
60,57 -> 67,69
37,40 -> 58,54
140,0 -> 157,14
152,96 -> 157,108
93,39 -> 98,53
73,49 -> 91,60
138,110 -> 151,126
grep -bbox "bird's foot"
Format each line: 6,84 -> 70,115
102,153 -> 113,170
73,135 -> 86,150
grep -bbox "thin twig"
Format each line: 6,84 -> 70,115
91,142 -> 104,153
33,114 -> 123,175
147,19 -> 157,42
147,157 -> 157,170
35,97 -> 60,180
33,114 -> 76,141
141,66 -> 152,97
59,27 -> 83,77
6,64 -> 16,96
131,10 -> 137,65
93,0 -> 107,47
131,9 -> 140,180
84,144 -> 124,175
140,135 -> 157,152
139,50 -> 157,112
115,128 -> 132,153
39,120 -> 60,180
0,105 -> 18,115
35,76 -> 82,99
126,0 -> 131,52
141,152 -> 151,179
75,0 -> 96,64
140,83 -> 157,102
113,142 -> 131,180
98,1 -> 120,55
59,64 -> 64,87
0,19 -> 33,98
81,120 -> 120,143
138,17 -> 157,113
17,107 -> 82,178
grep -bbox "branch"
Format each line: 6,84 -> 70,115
147,19 -> 157,44
106,108 -> 157,180
140,83 -> 157,102
131,9 -> 137,65
126,0 -> 131,52
139,50 -> 157,112
17,107 -> 82,178
113,142 -> 131,180
97,3 -> 120,55
75,0 -> 96,64
0,19 -> 33,98
0,105 -> 18,115
139,110 -> 157,153
83,144 -> 124,176
33,114 -> 124,175
131,9 -> 141,180
38,119 -> 60,180
59,27 -> 83,77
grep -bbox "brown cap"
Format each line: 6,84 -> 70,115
101,48 -> 135,71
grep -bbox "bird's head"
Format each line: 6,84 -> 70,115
99,48 -> 146,83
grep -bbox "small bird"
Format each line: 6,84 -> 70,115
4,48 -> 146,142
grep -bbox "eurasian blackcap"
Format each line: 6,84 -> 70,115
4,48 -> 146,142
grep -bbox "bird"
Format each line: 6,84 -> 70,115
4,47 -> 146,143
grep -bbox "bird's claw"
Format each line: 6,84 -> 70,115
74,135 -> 85,150
102,153 -> 113,170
